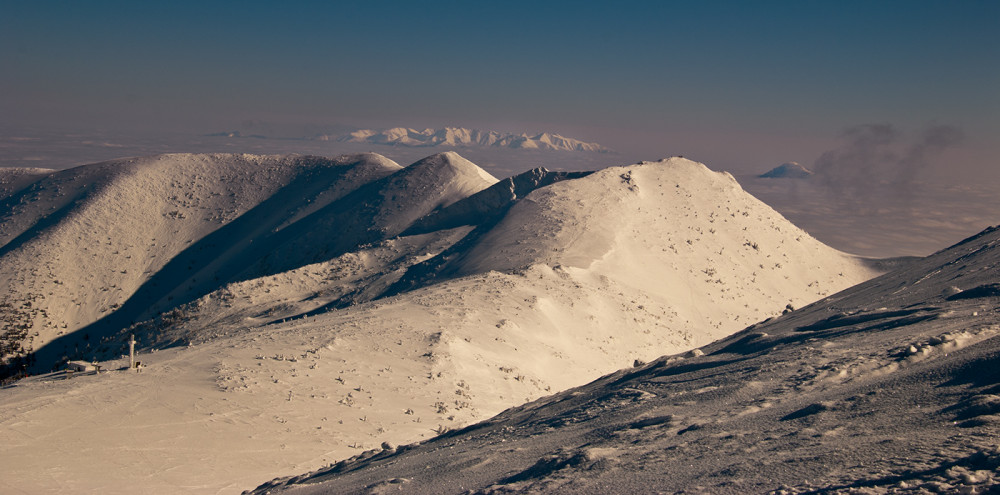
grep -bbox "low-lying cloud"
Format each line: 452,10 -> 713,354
812,123 -> 964,200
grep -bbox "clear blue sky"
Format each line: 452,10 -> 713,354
1,0 -> 997,175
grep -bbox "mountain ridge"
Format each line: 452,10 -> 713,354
0,152 -> 405,373
1,152 -> 880,379
209,126 -> 613,153
0,151 -> 886,494
251,223 -> 1000,494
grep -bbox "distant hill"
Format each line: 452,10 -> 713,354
759,161 -> 814,178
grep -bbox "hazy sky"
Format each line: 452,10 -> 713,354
1,1 -> 997,176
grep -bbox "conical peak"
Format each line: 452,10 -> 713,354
330,152 -> 403,174
759,161 -> 814,179
404,152 -> 498,184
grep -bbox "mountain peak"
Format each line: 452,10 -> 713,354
404,151 -> 498,184
759,161 -> 814,179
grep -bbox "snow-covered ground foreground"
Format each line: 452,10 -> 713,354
253,226 -> 1000,494
0,152 -> 881,493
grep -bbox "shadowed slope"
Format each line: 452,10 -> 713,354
100,156 -> 884,445
0,153 -> 404,374
381,167 -> 593,298
28,155 -> 406,367
0,168 -> 54,201
251,225 -> 1000,495
231,151 -> 496,283
403,167 -> 592,236
24,152 -> 497,373
0,154 -> 891,494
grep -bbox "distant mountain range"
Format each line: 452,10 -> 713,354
208,127 -> 613,153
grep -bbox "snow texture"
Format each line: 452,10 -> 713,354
253,226 -> 1000,494
0,152 -> 883,494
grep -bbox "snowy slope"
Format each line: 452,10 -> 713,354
0,153 -> 404,373
253,225 -> 1000,494
0,167 -> 54,199
0,152 -> 882,494
120,157 -> 878,396
403,167 -> 593,236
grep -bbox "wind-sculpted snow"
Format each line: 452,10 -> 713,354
0,152 -> 883,494
252,225 -> 1000,495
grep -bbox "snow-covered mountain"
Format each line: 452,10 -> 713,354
0,152 -> 881,493
209,126 -> 613,153
254,225 -> 1000,494
334,127 -> 612,152
759,161 -> 814,178
0,152 -> 417,373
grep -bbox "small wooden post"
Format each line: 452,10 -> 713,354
129,334 -> 136,371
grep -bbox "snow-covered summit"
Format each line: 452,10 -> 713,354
759,161 -> 814,178
361,151 -> 498,235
